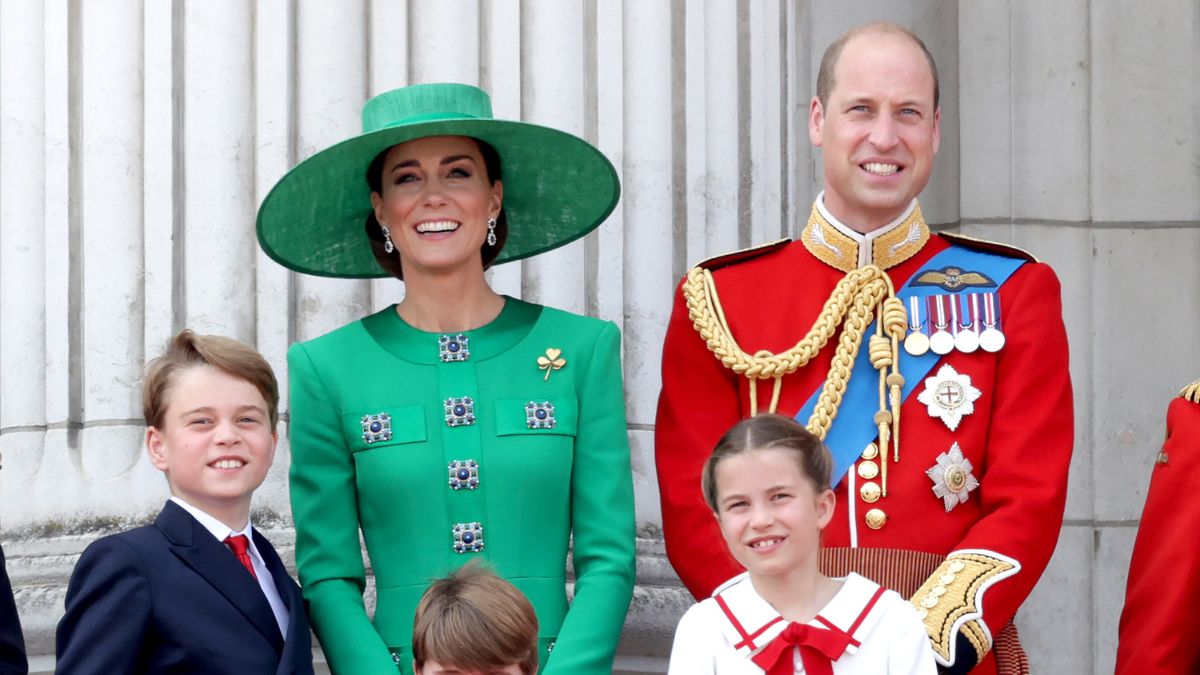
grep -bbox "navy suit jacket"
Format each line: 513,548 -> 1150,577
56,501 -> 314,674
0,543 -> 27,675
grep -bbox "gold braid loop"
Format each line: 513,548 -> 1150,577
868,335 -> 894,369
682,264 -> 907,462
881,297 -> 908,340
880,296 -> 907,466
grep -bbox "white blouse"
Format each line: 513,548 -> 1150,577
667,572 -> 936,674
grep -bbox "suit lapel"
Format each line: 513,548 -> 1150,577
253,531 -> 314,675
156,502 -> 285,652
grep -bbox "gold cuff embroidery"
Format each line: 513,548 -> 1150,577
909,552 -> 1018,664
961,619 -> 989,662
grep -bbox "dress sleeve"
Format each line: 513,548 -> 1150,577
55,537 -> 151,675
882,596 -> 939,675
666,603 -> 717,675
911,262 -> 1074,672
1115,394 -> 1200,674
655,277 -> 745,599
288,343 -> 397,674
543,321 -> 636,675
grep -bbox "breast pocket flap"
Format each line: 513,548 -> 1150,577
343,404 -> 426,452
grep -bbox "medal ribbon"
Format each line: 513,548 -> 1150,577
794,245 -> 1027,486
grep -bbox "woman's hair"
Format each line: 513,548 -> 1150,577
412,562 -> 539,675
365,137 -> 508,280
701,413 -> 833,511
142,330 -> 280,429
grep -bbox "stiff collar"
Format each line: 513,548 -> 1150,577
800,194 -> 929,272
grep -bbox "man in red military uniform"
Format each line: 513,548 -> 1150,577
655,22 -> 1073,675
1115,379 -> 1200,674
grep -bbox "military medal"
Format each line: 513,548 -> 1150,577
928,295 -> 954,355
979,292 -> 1005,352
926,442 -> 980,512
917,364 -> 981,431
903,295 -> 930,356
954,294 -> 980,353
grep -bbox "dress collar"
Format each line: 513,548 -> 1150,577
800,193 -> 929,272
361,295 -> 542,365
715,572 -> 882,659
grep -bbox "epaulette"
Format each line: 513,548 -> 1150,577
939,232 -> 1039,263
1180,378 -> 1200,404
693,239 -> 791,272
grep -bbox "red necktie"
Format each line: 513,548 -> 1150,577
751,621 -> 853,675
224,534 -> 258,580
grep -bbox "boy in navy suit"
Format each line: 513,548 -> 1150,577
56,330 -> 313,674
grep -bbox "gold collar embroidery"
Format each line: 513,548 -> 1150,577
800,200 -> 930,272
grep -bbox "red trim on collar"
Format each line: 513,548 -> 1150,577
716,593 -> 787,651
848,586 -> 886,635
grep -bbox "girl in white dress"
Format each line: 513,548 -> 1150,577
666,413 -> 936,675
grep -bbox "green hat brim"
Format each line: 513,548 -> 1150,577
256,119 -> 620,279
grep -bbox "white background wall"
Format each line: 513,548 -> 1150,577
1,1 -> 1197,672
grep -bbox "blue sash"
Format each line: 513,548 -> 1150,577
792,245 -> 1027,486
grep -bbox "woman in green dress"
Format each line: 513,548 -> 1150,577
256,83 -> 635,675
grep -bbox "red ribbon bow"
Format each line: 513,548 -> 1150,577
751,621 -> 853,675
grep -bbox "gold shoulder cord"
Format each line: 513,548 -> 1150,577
683,264 -> 907,494
1180,378 -> 1200,404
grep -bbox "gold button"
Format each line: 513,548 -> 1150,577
859,481 -> 881,503
948,560 -> 966,573
861,442 -> 879,460
857,461 -> 879,480
939,572 -> 955,585
921,594 -> 938,608
864,508 -> 887,529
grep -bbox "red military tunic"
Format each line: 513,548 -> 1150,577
1115,380 -> 1200,674
656,199 -> 1073,674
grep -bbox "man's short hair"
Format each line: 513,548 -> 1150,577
816,21 -> 940,109
142,330 -> 280,429
412,563 -> 539,674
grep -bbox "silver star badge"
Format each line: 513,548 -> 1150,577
916,364 -> 981,431
926,442 -> 979,512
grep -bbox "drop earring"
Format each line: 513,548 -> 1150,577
486,218 -> 498,247
381,222 -> 395,254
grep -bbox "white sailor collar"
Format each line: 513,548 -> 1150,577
711,572 -> 891,661
800,193 -> 930,272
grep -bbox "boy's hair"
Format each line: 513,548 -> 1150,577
412,563 -> 538,674
143,330 -> 280,429
701,413 -> 833,511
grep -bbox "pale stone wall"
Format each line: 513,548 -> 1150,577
1,1 -> 1197,673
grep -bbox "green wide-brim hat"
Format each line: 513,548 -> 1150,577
256,83 -> 620,278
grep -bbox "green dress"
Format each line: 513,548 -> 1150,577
287,297 -> 636,675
